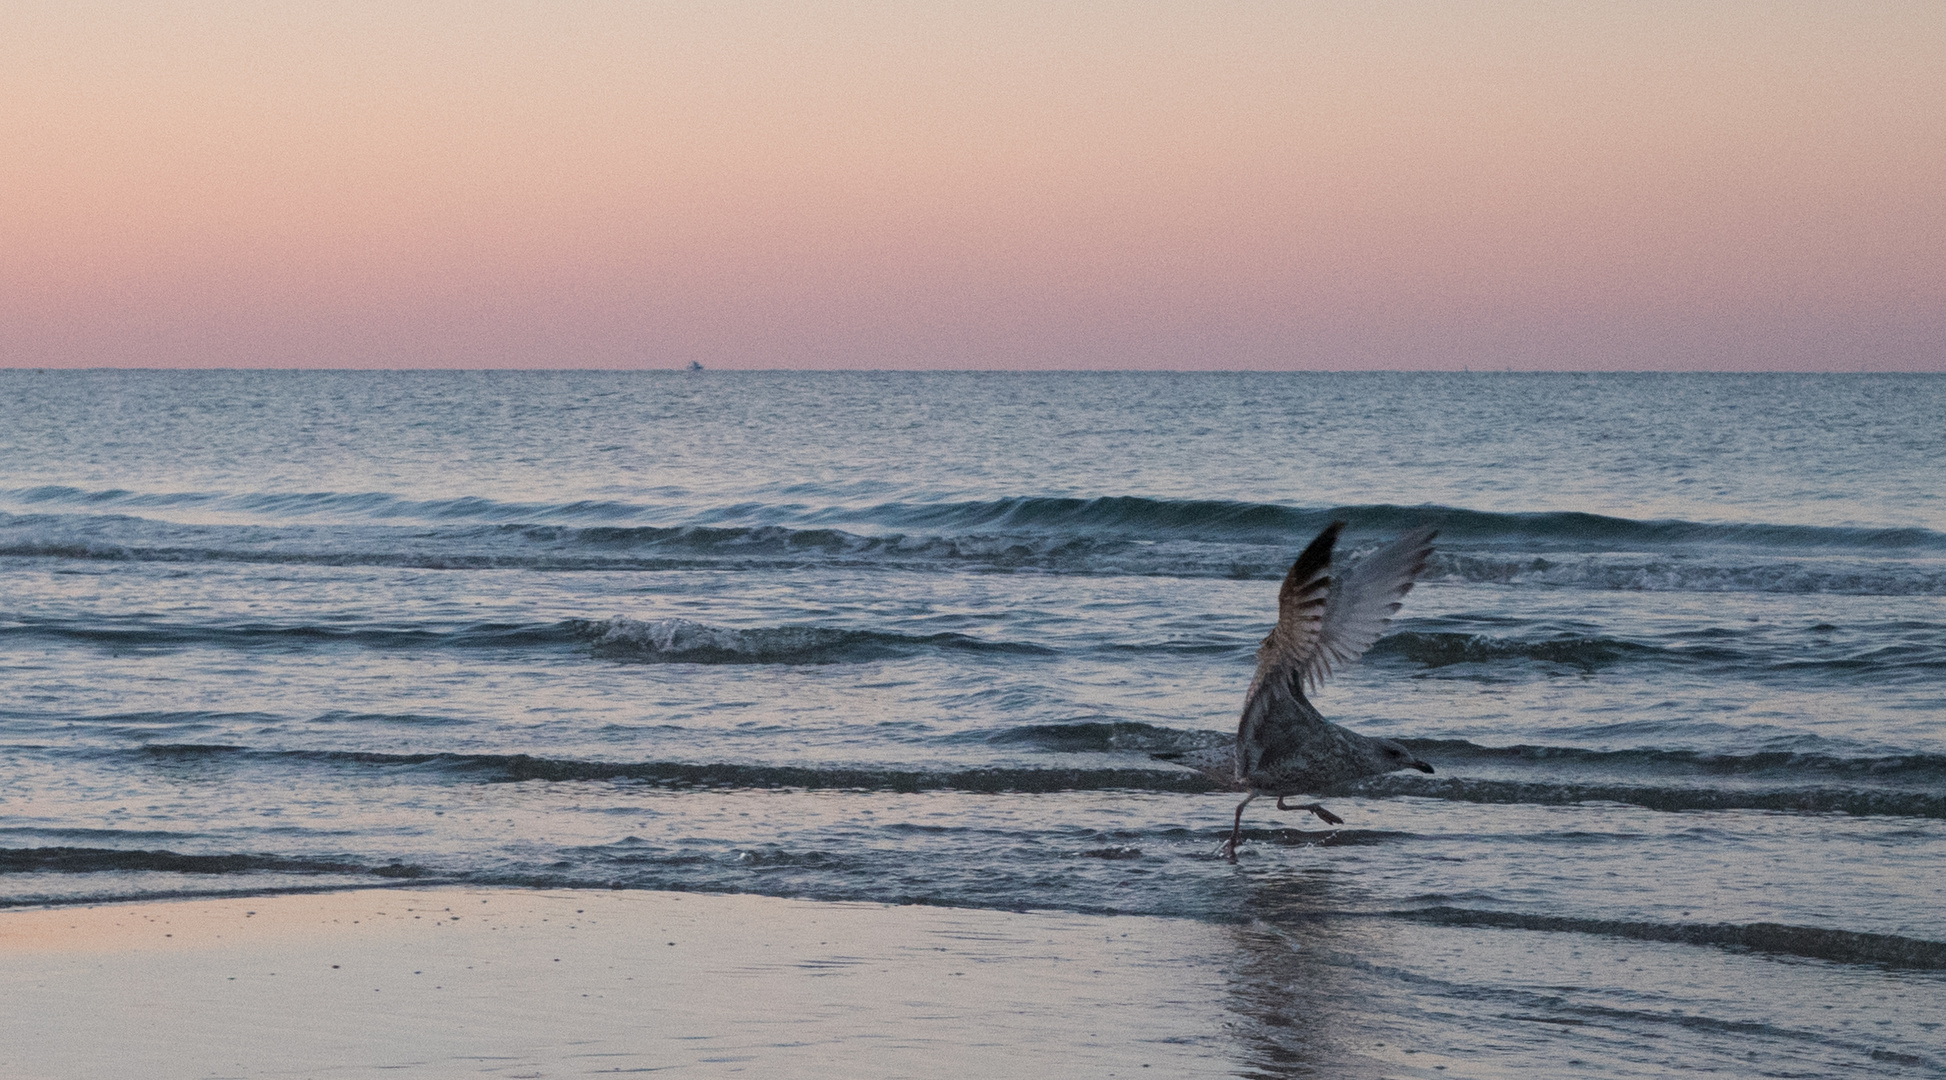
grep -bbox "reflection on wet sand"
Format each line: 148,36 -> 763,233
1204,863 -> 1400,1079
1196,853 -> 1946,1078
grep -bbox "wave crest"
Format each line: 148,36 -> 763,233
126,743 -> 1946,818
0,846 -> 428,880
7,493 -> 1945,596
984,721 -> 1230,754
1392,906 -> 1946,970
590,617 -> 1051,664
1372,631 -> 1661,669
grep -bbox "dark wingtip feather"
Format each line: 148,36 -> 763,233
1284,520 -> 1343,587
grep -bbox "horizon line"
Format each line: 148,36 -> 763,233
2,366 -> 1940,376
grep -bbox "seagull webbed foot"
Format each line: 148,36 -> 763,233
1274,798 -> 1344,826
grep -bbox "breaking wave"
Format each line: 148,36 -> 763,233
849,497 -> 1946,552
1362,739 -> 1946,817
1353,774 -> 1946,819
1389,906 -> 1946,970
1371,631 -> 1665,669
7,494 -> 1938,560
1001,726 -> 1946,780
0,616 -> 1053,666
0,846 -> 430,880
122,742 -> 1946,818
1368,629 -> 1946,676
8,485 -> 1943,549
1397,739 -> 1946,780
0,485 -> 657,524
7,496 -> 1944,597
984,720 -> 1228,754
8,609 -> 1940,685
134,744 -> 1212,793
590,617 -> 1052,664
0,619 -> 592,652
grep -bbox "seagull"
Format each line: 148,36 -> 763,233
1154,522 -> 1437,860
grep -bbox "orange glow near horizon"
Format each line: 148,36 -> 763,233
3,2 -> 1942,369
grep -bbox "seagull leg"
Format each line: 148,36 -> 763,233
1275,797 -> 1344,826
1225,792 -> 1257,861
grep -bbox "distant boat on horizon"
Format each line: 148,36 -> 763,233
687,361 -> 704,371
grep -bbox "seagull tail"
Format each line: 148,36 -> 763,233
1152,745 -> 1241,788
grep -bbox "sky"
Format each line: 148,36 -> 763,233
3,1 -> 1942,371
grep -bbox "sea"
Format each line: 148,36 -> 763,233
2,370 -> 1942,1076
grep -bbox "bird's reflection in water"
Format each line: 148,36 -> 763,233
1210,863 -> 1406,1080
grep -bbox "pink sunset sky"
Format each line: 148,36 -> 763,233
3,1 -> 1941,371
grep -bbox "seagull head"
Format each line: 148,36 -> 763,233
1375,738 -> 1435,775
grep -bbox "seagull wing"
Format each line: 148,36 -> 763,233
1238,522 -> 1341,773
1302,525 -> 1437,691
1247,522 -> 1339,696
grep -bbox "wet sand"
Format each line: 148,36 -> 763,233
0,887 -> 1240,1078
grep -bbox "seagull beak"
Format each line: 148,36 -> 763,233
1413,762 -> 1435,774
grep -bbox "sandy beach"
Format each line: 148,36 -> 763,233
1,886 -> 1247,1079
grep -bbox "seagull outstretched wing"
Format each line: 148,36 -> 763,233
1245,521 -> 1341,705
1304,524 -> 1437,691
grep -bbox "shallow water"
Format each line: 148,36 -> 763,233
2,370 -> 1943,1075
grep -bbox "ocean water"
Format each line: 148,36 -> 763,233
2,370 -> 1942,1076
